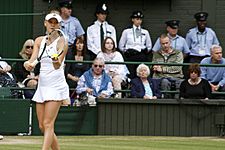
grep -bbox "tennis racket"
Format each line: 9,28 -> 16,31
31,28 -> 67,66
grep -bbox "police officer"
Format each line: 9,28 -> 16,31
87,2 -> 117,60
119,10 -> 152,79
186,12 -> 220,63
59,0 -> 85,58
152,20 -> 190,58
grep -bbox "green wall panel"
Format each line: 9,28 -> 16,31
0,0 -> 33,58
0,100 -> 30,134
32,105 -> 97,135
97,99 -> 225,136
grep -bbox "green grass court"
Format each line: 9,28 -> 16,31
0,136 -> 225,150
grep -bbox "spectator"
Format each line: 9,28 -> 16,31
152,20 -> 190,58
87,2 -> 117,60
152,34 -> 183,98
180,63 -> 211,99
76,58 -> 114,98
0,57 -> 12,78
13,39 -> 39,98
200,45 -> 225,94
131,64 -> 161,99
0,58 -> 20,98
119,10 -> 152,79
186,12 -> 219,63
65,37 -> 89,88
58,0 -> 85,58
97,37 -> 129,98
0,57 -> 15,85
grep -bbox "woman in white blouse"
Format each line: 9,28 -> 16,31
97,37 -> 129,98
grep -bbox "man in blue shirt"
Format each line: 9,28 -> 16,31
59,0 -> 85,58
186,12 -> 219,63
152,20 -> 190,58
200,45 -> 225,94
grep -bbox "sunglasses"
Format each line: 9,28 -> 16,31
94,64 -> 103,68
26,46 -> 33,49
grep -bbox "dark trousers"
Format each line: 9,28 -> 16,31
124,49 -> 148,79
211,82 -> 225,99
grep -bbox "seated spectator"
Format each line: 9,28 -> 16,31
0,57 -> 13,79
200,45 -> 225,95
0,57 -> 15,86
0,57 -> 21,98
152,34 -> 184,98
180,64 -> 211,99
97,37 -> 129,98
131,64 -> 161,99
65,37 -> 89,88
76,58 -> 113,98
13,39 -> 39,98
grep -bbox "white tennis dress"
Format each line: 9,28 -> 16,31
32,36 -> 69,103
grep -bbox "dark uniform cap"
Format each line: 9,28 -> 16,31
165,20 -> 180,29
59,0 -> 72,9
95,2 -> 109,14
194,12 -> 208,21
130,11 -> 144,18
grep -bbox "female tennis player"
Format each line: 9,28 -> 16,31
24,12 -> 69,150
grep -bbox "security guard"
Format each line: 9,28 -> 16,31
152,20 -> 190,58
59,0 -> 85,58
119,11 -> 152,79
87,2 -> 117,60
186,12 -> 220,63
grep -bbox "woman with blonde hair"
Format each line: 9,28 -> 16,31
19,39 -> 34,60
13,39 -> 39,98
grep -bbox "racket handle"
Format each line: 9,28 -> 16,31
31,59 -> 39,67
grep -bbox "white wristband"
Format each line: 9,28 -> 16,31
31,59 -> 38,67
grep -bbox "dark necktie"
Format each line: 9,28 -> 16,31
100,24 -> 104,45
136,27 -> 141,38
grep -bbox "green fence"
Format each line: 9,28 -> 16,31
97,98 -> 225,136
32,105 -> 97,135
1,99 -> 225,136
0,99 -> 30,134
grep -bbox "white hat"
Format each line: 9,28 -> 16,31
45,13 -> 62,23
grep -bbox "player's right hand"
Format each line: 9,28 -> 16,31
24,61 -> 35,72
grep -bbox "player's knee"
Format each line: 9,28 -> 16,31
39,124 -> 44,133
43,120 -> 54,130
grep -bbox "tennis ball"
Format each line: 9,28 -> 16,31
51,53 -> 59,58
51,53 -> 59,61
0,135 -> 4,140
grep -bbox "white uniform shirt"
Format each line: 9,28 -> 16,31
119,25 -> 152,52
87,20 -> 117,55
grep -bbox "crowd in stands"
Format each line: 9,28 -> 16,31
1,0 -> 225,104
